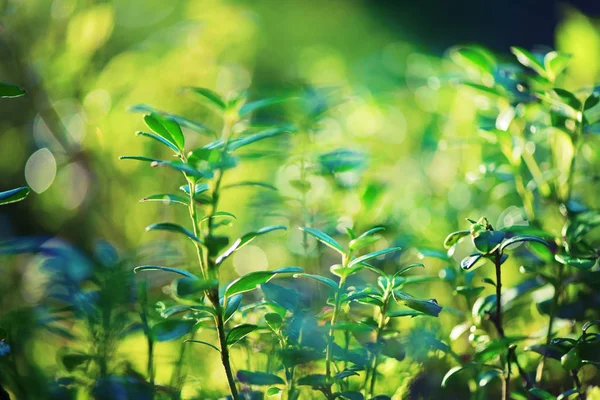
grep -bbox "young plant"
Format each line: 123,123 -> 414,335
443,217 -> 550,399
122,88 -> 299,399
296,226 -> 441,399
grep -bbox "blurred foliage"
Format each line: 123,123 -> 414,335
1,0 -> 600,399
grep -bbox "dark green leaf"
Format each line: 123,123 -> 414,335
134,265 -> 196,279
145,222 -> 200,242
185,87 -> 226,109
223,181 -> 277,191
0,186 -> 30,205
348,247 -> 401,267
473,230 -> 505,254
224,294 -> 242,323
136,131 -> 180,153
529,388 -> 557,400
478,369 -> 502,387
173,277 -> 218,298
461,254 -> 484,270
297,374 -> 330,387
226,324 -> 257,346
555,254 -> 596,269
511,47 -> 546,76
293,273 -> 338,290
237,370 -> 285,386
393,291 -> 442,317
224,267 -> 303,298
264,312 -> 283,331
0,82 -> 26,98
239,96 -> 292,116
444,230 -> 470,248
152,319 -> 195,341
227,127 -> 289,151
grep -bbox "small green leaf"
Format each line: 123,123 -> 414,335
146,222 -> 201,242
264,312 -> 283,332
227,127 -> 289,151
511,47 -> 546,77
500,235 -> 550,252
348,247 -> 401,267
297,374 -> 330,387
152,319 -> 195,341
555,254 -> 596,269
544,51 -> 571,81
293,273 -> 338,290
0,186 -> 30,205
478,369 -> 502,387
529,388 -> 557,400
140,193 -> 189,206
216,225 -> 287,265
130,104 -> 213,135
349,227 -> 385,251
173,277 -> 218,298
392,263 -> 424,279
441,366 -> 467,387
134,265 -> 196,279
472,230 -> 505,254
237,370 -> 285,386
444,230 -> 470,248
185,87 -> 226,110
226,324 -> 257,346
449,46 -> 496,76
393,291 -> 442,317
184,339 -> 220,352
239,96 -> 292,116
224,293 -> 242,323
224,267 -> 303,298
387,309 -> 426,318
0,82 -> 26,98
200,211 -> 237,223
300,227 -> 344,254
120,156 -> 207,178
461,254 -> 484,270
222,181 -> 277,191
456,286 -> 485,298
136,131 -> 180,153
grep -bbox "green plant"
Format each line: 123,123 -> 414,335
122,88 -> 299,399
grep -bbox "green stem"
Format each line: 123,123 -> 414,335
369,289 -> 390,398
326,268 -> 348,383
493,252 -> 505,339
536,264 -> 563,383
571,369 -> 584,400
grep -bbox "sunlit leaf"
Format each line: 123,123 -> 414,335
237,370 -> 285,386
226,324 -> 257,345
348,247 -> 401,267
140,193 -> 188,206
216,225 -> 287,265
185,87 -> 226,110
152,319 -> 195,341
224,267 -> 303,298
444,230 -> 470,248
134,265 -> 196,279
300,227 -> 344,254
0,186 -> 30,205
0,82 -> 26,98
145,222 -> 201,242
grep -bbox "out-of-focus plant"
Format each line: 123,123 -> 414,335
439,45 -> 600,399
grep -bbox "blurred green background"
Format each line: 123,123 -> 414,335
1,0 -> 600,398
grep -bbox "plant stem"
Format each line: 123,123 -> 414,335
536,264 -> 563,383
209,289 -> 240,400
571,369 -> 584,400
493,252 -> 505,339
369,288 -> 390,398
326,268 -> 348,382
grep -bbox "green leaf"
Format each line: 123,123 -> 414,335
224,293 -> 242,323
133,265 -> 196,279
227,127 -> 289,151
461,254 -> 484,270
449,46 -> 496,76
393,291 -> 442,317
555,253 -> 596,269
293,273 -> 338,290
140,193 -> 189,206
266,387 -> 282,396
300,227 -> 344,254
582,320 -> 600,333
173,277 -> 218,298
144,114 -> 184,152
216,225 -> 287,265
200,211 -> 237,223
349,227 -> 385,251
544,51 -> 571,81
185,87 -> 226,110
239,96 -> 292,116
179,183 -> 210,196
130,104 -> 213,135
455,286 -> 485,298
511,47 -> 546,77
557,389 -> 579,400
146,222 -> 201,242
472,230 -> 505,254
160,304 -> 215,319
478,369 -> 502,387
60,353 -> 92,372
529,388 -> 557,400
0,186 -> 30,205
336,392 -> 364,400
226,324 -> 257,346
0,82 -> 26,98
500,235 -> 550,252
237,370 -> 285,386
224,267 -> 303,298
264,312 -> 283,332
152,319 -> 195,341
120,156 -> 207,178
387,309 -> 426,318
393,263 -> 425,280
444,230 -> 470,248
222,181 -> 277,191
334,370 -> 359,380
184,339 -> 220,352
135,131 -> 180,153
348,247 -> 401,267
441,366 -> 467,387
297,374 -> 330,387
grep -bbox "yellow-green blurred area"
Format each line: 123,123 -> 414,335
1,0 -> 600,399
